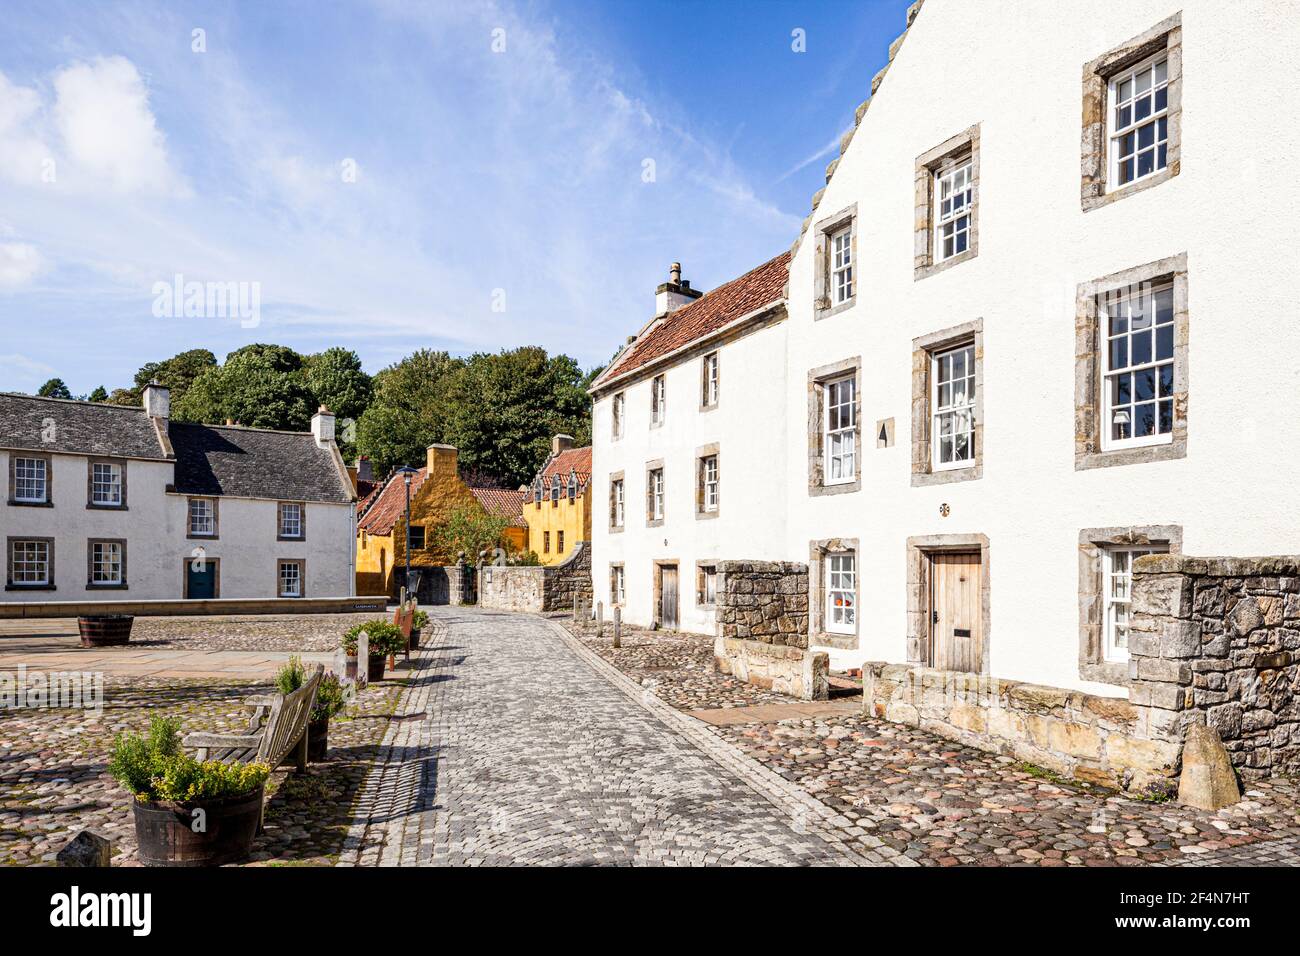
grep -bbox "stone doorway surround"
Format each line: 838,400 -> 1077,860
905,533 -> 990,672
652,558 -> 679,629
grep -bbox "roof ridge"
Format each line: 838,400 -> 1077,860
171,420 -> 315,438
0,391 -> 146,412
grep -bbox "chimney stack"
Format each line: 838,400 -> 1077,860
355,456 -> 373,482
142,381 -> 170,419
552,434 -> 574,456
311,404 -> 336,448
655,261 -> 702,317
426,443 -> 458,482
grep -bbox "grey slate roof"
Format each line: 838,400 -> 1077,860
0,392 -> 168,459
169,422 -> 354,504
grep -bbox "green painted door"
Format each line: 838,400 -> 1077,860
187,560 -> 218,599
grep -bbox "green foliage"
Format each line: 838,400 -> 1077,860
355,349 -> 459,474
412,609 -> 430,630
107,715 -> 267,803
303,347 -> 372,421
175,345 -> 317,430
342,620 -> 406,657
432,503 -> 511,563
312,672 -> 347,723
509,550 -> 543,567
37,378 -> 72,399
275,654 -> 307,695
88,386 -> 108,403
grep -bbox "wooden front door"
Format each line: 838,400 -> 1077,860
659,564 -> 679,630
185,559 -> 219,599
929,551 -> 981,672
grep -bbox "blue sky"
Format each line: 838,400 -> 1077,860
0,0 -> 912,394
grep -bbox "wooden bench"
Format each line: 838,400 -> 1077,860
183,664 -> 324,773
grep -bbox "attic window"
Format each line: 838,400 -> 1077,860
567,470 -> 578,500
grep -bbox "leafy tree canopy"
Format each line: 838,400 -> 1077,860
37,378 -> 72,399
87,386 -> 108,403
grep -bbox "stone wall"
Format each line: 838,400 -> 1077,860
1131,554 -> 1300,779
478,542 -> 592,614
713,560 -> 828,700
416,564 -> 468,606
862,664 -> 1178,790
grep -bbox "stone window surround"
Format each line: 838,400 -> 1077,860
5,535 -> 56,591
611,391 -> 625,441
186,496 -> 220,540
695,560 -> 720,608
905,533 -> 991,672
609,562 -> 625,606
650,374 -> 666,429
181,556 -> 220,598
807,356 -> 862,496
1074,252 -> 1188,471
695,442 -> 720,520
276,500 -> 307,541
914,124 -> 980,281
607,471 -> 625,533
277,558 -> 305,598
1078,524 -> 1182,686
1081,12 -> 1182,212
699,351 -> 720,412
86,458 -> 128,510
644,458 -> 665,527
808,537 -> 859,651
87,537 -> 128,589
911,319 -> 983,486
812,202 -> 857,321
8,451 -> 53,507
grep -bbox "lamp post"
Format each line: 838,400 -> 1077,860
396,466 -> 417,601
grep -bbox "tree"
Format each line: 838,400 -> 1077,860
88,386 -> 108,403
356,349 -> 461,474
302,347 -> 372,421
430,504 -> 512,565
37,378 -> 72,399
108,349 -> 218,407
440,347 -> 592,487
174,346 -> 315,430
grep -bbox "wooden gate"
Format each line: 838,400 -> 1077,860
928,551 -> 982,672
659,564 -> 679,630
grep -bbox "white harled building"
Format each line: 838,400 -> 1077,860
590,0 -> 1300,695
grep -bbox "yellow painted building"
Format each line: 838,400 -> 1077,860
355,444 -> 526,596
522,435 -> 592,566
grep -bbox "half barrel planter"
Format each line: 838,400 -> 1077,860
77,614 -> 135,647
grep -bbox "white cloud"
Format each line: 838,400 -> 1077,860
0,241 -> 42,287
0,352 -> 55,391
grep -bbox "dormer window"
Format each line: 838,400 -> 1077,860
550,475 -> 561,502
567,470 -> 578,500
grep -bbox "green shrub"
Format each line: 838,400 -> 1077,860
342,619 -> 405,656
412,609 -> 430,630
312,672 -> 347,723
275,654 -> 306,695
107,715 -> 269,803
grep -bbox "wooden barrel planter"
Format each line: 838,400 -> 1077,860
132,786 -> 264,866
77,614 -> 134,647
368,654 -> 386,682
409,627 -> 422,651
307,718 -> 329,762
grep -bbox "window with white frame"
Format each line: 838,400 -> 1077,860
698,565 -> 718,606
651,375 -> 666,425
1103,545 -> 1166,662
831,225 -> 853,305
278,502 -> 303,539
610,478 -> 625,528
90,541 -> 123,586
567,470 -> 578,500
278,560 -> 303,598
1109,54 -> 1169,189
702,352 -> 719,407
14,457 -> 48,503
1102,282 -> 1175,448
701,455 -> 719,512
648,467 -> 664,521
10,539 -> 51,586
934,159 -> 973,261
550,475 -> 561,502
188,498 -> 215,536
91,462 -> 123,506
824,376 -> 857,484
611,564 -> 626,605
932,344 -> 976,469
612,391 -> 625,439
825,552 -> 856,634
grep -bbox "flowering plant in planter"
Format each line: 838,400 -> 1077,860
341,620 -> 406,658
275,657 -> 346,762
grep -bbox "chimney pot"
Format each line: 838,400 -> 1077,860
670,262 -> 681,284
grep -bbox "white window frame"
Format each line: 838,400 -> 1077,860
612,565 -> 626,606
830,225 -> 853,305
650,468 -> 664,520
826,551 -> 856,634
278,560 -> 303,598
611,479 -> 625,528
1103,545 -> 1165,662
1107,52 -> 1169,192
91,462 -> 123,506
824,376 -> 857,485
651,375 -> 666,425
10,539 -> 50,585
931,343 -> 976,471
702,352 -> 719,407
700,566 -> 718,606
612,392 -> 625,439
91,541 -> 123,586
188,498 -> 215,536
933,158 -> 973,262
14,457 -> 48,503
279,502 -> 303,539
702,455 -> 719,512
1100,281 -> 1175,452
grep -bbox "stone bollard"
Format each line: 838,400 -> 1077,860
596,601 -> 604,638
57,830 -> 112,867
613,606 -> 621,649
574,593 -> 580,623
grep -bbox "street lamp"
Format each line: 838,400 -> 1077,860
395,466 -> 418,601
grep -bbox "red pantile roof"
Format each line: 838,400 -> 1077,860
357,467 -> 427,534
471,486 -> 527,528
541,446 -> 591,481
596,252 -> 789,387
